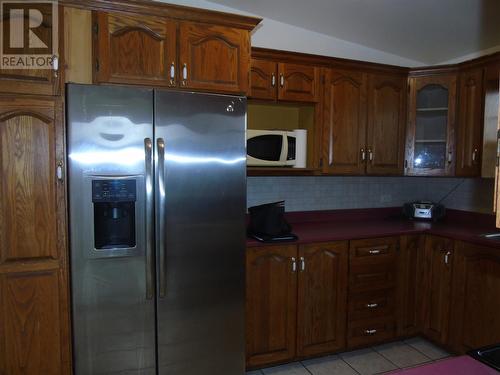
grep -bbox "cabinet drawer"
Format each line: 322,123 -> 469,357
349,263 -> 397,292
348,289 -> 395,321
350,237 -> 398,265
348,317 -> 396,348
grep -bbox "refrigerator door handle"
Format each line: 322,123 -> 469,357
144,138 -> 154,300
157,137 -> 167,298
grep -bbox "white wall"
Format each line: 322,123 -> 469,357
158,0 -> 425,67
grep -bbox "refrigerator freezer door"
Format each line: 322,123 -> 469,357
67,84 -> 156,375
154,90 -> 247,375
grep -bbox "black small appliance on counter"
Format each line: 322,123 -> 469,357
248,201 -> 298,242
403,201 -> 446,222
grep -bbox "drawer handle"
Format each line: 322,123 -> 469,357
369,249 -> 381,255
366,303 -> 379,308
365,329 -> 377,335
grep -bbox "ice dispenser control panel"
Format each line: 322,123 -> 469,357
92,179 -> 137,250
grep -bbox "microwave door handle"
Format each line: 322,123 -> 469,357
282,134 -> 289,165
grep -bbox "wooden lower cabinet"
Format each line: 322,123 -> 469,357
449,241 -> 500,352
397,235 -> 425,336
297,242 -> 348,357
421,235 -> 454,345
246,241 -> 348,368
246,245 -> 298,367
0,96 -> 71,374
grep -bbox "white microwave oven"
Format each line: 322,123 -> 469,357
246,129 -> 307,167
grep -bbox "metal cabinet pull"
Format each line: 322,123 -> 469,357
52,55 -> 59,77
365,329 -> 377,335
182,63 -> 187,86
157,138 -> 167,297
472,148 -> 478,163
369,249 -> 381,255
280,74 -> 284,87
368,148 -> 373,161
170,62 -> 175,85
271,73 -> 276,87
361,148 -> 366,161
144,138 -> 154,300
291,257 -> 297,272
366,303 -> 379,308
444,250 -> 452,265
300,256 -> 305,272
447,151 -> 453,163
56,161 -> 63,181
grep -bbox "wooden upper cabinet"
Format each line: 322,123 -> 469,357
94,11 -> 177,86
450,242 -> 500,353
0,96 -> 71,374
456,68 -> 484,176
249,58 -> 278,100
297,242 -> 348,357
179,22 -> 250,93
278,63 -> 319,102
366,74 -> 406,175
0,4 -> 61,95
246,245 -> 297,368
421,235 -> 454,345
406,75 -> 457,176
322,68 -> 367,175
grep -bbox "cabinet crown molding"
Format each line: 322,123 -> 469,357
60,0 -> 262,30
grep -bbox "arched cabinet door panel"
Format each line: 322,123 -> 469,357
0,96 -> 71,374
278,63 -> 319,103
179,22 -> 250,93
249,58 -> 277,100
246,245 -> 297,368
366,74 -> 406,175
94,11 -> 177,86
322,68 -> 367,175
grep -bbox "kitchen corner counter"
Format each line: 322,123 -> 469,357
389,356 -> 498,374
246,207 -> 500,249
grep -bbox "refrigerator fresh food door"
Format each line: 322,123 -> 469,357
154,90 -> 247,375
67,84 -> 156,375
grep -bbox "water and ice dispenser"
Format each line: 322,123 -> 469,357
92,179 -> 137,249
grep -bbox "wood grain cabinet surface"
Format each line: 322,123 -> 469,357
449,242 -> 500,352
246,245 -> 298,368
93,11 -> 177,86
0,96 -> 71,374
322,68 -> 368,175
297,242 -> 348,357
249,59 -> 319,102
421,235 -> 454,345
93,10 -> 252,94
366,73 -> 407,175
456,68 -> 484,176
406,75 -> 457,176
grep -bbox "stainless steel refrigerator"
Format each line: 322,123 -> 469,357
67,84 -> 246,375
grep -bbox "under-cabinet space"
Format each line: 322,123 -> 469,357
247,102 -> 319,174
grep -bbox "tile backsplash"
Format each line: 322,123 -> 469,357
247,176 -> 494,214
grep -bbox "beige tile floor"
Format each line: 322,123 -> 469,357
247,337 -> 451,375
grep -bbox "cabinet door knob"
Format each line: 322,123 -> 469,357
300,256 -> 305,271
361,148 -> 366,161
366,303 -> 379,308
291,257 -> 297,272
444,251 -> 452,265
56,161 -> 64,181
369,249 -> 381,255
472,148 -> 478,163
365,329 -> 377,335
280,74 -> 284,87
447,151 -> 453,163
170,62 -> 175,85
368,148 -> 373,162
182,63 -> 188,85
271,73 -> 276,87
52,55 -> 59,77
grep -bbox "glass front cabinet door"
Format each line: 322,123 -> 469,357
406,75 -> 457,175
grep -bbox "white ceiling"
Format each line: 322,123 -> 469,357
208,0 -> 500,65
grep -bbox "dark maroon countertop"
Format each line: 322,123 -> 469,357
246,207 -> 500,249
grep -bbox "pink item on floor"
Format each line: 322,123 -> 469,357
389,356 -> 498,374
